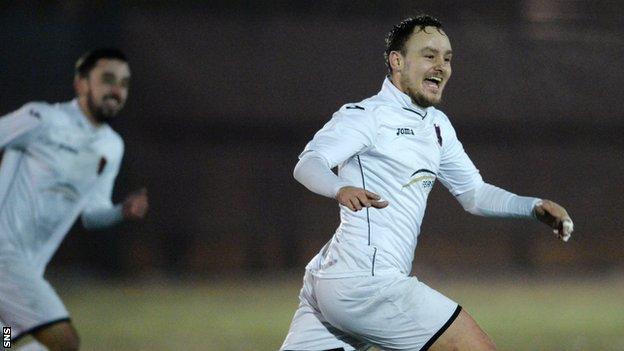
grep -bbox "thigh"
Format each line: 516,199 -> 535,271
31,320 -> 80,351
280,271 -> 369,351
315,275 -> 460,351
0,260 -> 69,340
428,309 -> 496,351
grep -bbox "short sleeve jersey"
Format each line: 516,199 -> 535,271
301,78 -> 484,277
0,100 -> 123,274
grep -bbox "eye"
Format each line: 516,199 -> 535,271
102,75 -> 116,85
425,55 -> 434,59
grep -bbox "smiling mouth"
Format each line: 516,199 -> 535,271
423,76 -> 443,92
103,96 -> 121,106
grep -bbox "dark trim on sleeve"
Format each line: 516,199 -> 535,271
12,317 -> 71,342
420,305 -> 462,351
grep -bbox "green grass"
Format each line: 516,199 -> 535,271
441,278 -> 624,351
20,275 -> 624,350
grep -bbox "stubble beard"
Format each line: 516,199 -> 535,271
401,74 -> 440,108
86,90 -> 120,123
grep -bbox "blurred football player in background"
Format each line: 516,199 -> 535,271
0,48 -> 148,351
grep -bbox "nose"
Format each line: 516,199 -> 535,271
111,84 -> 122,94
434,57 -> 445,69
109,84 -> 126,99
433,58 -> 449,74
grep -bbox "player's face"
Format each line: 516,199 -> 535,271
396,26 -> 452,107
79,58 -> 131,123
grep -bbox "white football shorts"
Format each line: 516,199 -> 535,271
281,270 -> 460,351
0,258 -> 69,341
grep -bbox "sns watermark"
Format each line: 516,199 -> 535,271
2,327 -> 9,348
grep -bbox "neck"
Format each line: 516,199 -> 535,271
389,74 -> 406,93
387,75 -> 428,111
77,97 -> 103,127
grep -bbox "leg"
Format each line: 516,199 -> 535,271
280,270 -> 368,351
0,260 -> 72,350
315,274 -> 492,351
428,309 -> 496,351
31,321 -> 80,351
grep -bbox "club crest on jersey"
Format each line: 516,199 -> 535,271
402,169 -> 436,190
396,128 -> 414,136
434,124 -> 442,146
97,157 -> 107,175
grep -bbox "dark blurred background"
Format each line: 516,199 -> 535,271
1,0 -> 622,279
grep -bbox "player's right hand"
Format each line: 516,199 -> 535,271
335,186 -> 389,211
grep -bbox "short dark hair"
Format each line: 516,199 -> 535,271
384,15 -> 444,73
75,48 -> 128,77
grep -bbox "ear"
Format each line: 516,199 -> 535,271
389,51 -> 403,72
74,75 -> 88,96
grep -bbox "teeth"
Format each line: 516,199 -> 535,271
427,77 -> 442,83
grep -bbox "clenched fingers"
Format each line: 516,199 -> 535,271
371,199 -> 389,209
534,200 -> 573,242
336,186 -> 389,211
554,218 -> 574,242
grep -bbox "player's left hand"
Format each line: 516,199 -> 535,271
122,187 -> 149,220
533,199 -> 573,242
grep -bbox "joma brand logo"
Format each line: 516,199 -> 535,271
396,128 -> 414,136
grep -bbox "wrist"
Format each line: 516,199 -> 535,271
332,181 -> 352,199
531,199 -> 543,219
115,203 -> 126,220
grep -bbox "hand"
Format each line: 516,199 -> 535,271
122,187 -> 149,220
336,186 -> 389,211
533,199 -> 574,242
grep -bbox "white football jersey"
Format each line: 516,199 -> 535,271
301,78 -> 484,277
0,100 -> 123,275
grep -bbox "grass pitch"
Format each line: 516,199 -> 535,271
29,274 -> 624,350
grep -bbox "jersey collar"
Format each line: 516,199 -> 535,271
379,77 -> 429,118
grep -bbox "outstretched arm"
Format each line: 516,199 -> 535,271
456,183 -> 540,218
456,183 -> 574,242
436,115 -> 573,242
